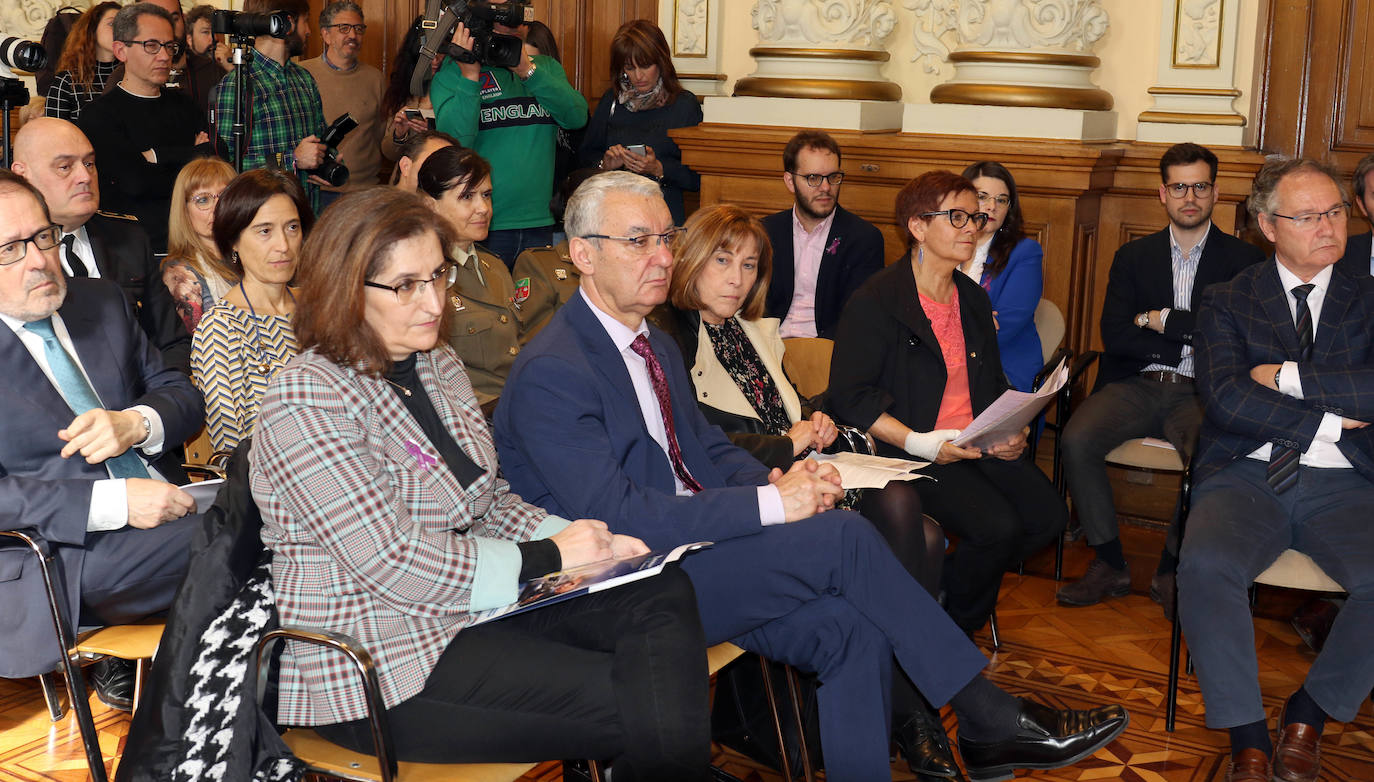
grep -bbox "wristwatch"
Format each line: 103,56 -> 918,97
1135,312 -> 1150,328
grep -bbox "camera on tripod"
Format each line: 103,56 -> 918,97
304,113 -> 357,188
446,0 -> 530,69
211,9 -> 292,40
0,35 -> 45,72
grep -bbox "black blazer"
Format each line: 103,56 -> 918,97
827,260 -> 1006,458
86,213 -> 193,374
1337,230 -> 1372,278
1096,224 -> 1264,389
762,205 -> 884,339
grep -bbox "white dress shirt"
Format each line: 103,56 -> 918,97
62,224 -> 101,279
1,310 -> 166,531
580,289 -> 785,523
1245,262 -> 1350,469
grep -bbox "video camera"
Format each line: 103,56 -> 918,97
211,9 -> 292,40
0,34 -> 44,168
409,0 -> 531,96
304,113 -> 357,188
0,35 -> 45,72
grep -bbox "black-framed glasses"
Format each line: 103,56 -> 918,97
324,23 -> 367,35
1272,203 -> 1349,230
976,191 -> 1011,208
790,171 -> 845,188
582,228 -> 683,255
364,261 -> 457,304
189,192 -> 221,211
1164,181 -> 1214,199
0,225 -> 62,267
920,209 -> 989,230
123,38 -> 183,56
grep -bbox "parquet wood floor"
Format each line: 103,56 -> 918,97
3,561 -> 1371,780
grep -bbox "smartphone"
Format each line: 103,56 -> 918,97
626,144 -> 648,156
403,108 -> 424,122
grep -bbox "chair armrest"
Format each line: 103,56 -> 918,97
256,626 -> 400,782
181,464 -> 226,481
828,424 -> 876,456
1069,350 -> 1101,385
1032,347 -> 1073,392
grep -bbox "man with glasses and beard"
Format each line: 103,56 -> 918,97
78,4 -> 214,254
214,0 -> 328,212
761,130 -> 885,340
1057,142 -> 1264,613
301,1 -> 385,207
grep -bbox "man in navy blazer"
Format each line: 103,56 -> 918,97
1179,158 -> 1374,782
0,172 -> 202,708
1337,152 -> 1374,279
762,130 -> 884,340
1059,142 -> 1264,611
496,171 -> 1128,781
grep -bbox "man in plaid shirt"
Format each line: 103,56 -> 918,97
214,0 -> 327,212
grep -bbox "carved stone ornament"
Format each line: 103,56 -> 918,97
1173,0 -> 1222,67
674,0 -> 708,56
4,0 -> 93,41
906,0 -> 1109,74
752,0 -> 899,48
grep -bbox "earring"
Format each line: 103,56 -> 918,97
232,250 -> 242,267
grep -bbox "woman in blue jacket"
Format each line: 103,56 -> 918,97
961,161 -> 1044,391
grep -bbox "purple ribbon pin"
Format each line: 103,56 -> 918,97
826,237 -> 841,255
406,440 -> 437,472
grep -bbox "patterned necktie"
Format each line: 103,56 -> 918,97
24,317 -> 150,480
1266,283 -> 1315,493
629,333 -> 703,493
62,234 -> 89,278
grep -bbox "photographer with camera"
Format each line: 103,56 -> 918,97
300,1 -> 385,208
431,0 -> 587,269
77,3 -> 214,254
213,0 -> 327,213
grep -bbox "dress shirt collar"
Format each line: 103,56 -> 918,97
453,245 -> 483,286
1168,223 -> 1211,260
579,287 -> 648,353
791,204 -> 837,239
1274,258 -> 1334,320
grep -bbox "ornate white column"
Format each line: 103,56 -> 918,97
658,0 -> 728,98
901,0 -> 1118,141
703,0 -> 905,131
1136,0 -> 1247,146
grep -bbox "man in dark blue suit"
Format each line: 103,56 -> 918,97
1180,158 -> 1374,782
762,130 -> 884,340
0,172 -> 202,709
1337,152 -> 1374,279
496,171 -> 1128,781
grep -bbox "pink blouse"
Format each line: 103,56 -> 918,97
919,290 -> 974,431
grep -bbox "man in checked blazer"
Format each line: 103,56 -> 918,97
1179,158 -> 1374,782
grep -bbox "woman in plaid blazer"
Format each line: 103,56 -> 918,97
250,187 -> 710,780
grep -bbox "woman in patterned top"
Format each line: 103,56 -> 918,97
162,157 -> 237,333
191,169 -> 313,453
828,171 -> 1068,636
44,2 -> 121,121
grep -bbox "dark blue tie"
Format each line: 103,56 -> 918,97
24,317 -> 151,480
1266,284 -> 1314,493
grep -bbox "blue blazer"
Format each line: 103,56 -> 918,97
981,237 -> 1044,391
0,278 -> 203,676
494,293 -> 773,550
1194,261 -> 1374,488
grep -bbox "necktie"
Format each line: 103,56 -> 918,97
62,234 -> 89,278
1266,283 -> 1314,494
24,317 -> 150,480
629,334 -> 703,493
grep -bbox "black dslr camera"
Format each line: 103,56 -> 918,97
445,0 -> 530,69
304,113 -> 357,188
211,9 -> 292,40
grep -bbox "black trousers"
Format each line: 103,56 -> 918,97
915,456 -> 1067,632
316,567 -> 710,782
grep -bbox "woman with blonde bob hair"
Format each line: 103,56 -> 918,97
162,157 -> 237,333
252,188 -> 711,777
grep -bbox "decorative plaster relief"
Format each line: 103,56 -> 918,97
906,0 -> 1109,73
675,0 -> 708,57
752,0 -> 898,48
4,0 -> 94,41
1172,0 -> 1222,68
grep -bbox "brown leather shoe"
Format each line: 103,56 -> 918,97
1274,718 -> 1322,782
1225,748 -> 1271,782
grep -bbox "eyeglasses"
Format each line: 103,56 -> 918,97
582,228 -> 683,255
0,225 -> 62,267
920,209 -> 989,230
364,261 -> 457,304
1164,181 -> 1214,199
790,171 -> 845,188
1271,203 -> 1349,230
976,191 -> 1011,208
324,23 -> 367,35
123,38 -> 183,56
189,192 -> 221,211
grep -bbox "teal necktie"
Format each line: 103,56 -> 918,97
24,317 -> 151,480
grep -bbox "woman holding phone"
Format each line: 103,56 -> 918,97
578,20 -> 702,225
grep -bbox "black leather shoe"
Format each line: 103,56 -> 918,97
88,657 -> 134,712
957,698 -> 1129,782
893,709 -> 961,778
